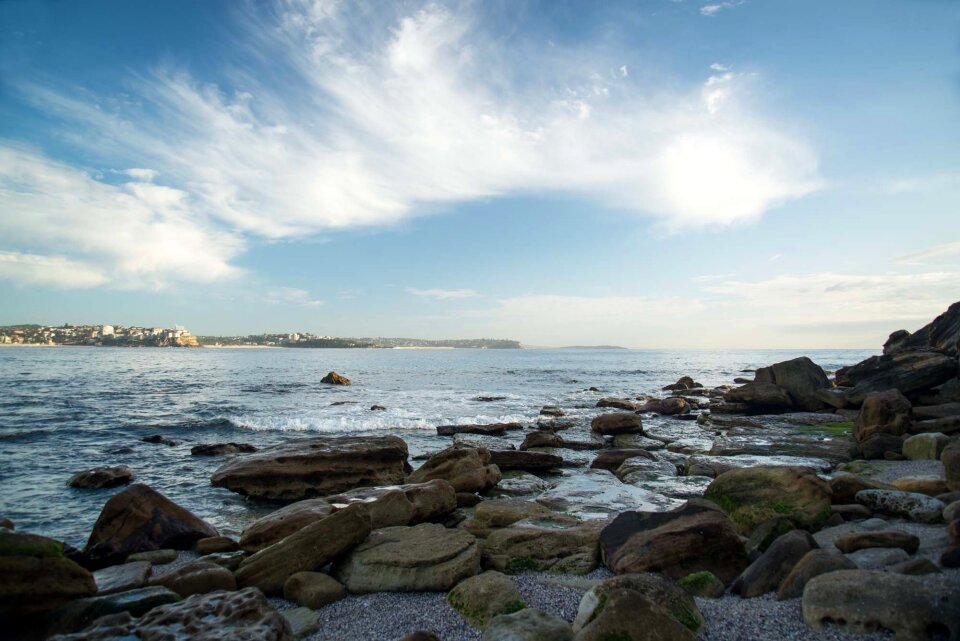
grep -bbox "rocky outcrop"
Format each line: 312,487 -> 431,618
239,499 -> 334,553
590,413 -> 643,436
0,530 -> 97,618
335,523 -> 481,592
600,500 -> 748,584
235,504 -> 372,594
839,351 -> 958,404
407,447 -> 501,492
572,573 -> 703,635
448,571 -> 524,629
882,301 -> 960,356
83,484 -> 218,568
754,357 -> 832,412
802,570 -> 960,641
704,466 -> 832,534
321,371 -> 351,385
48,588 -> 292,641
853,389 -> 911,442
191,443 -> 257,456
437,423 -> 523,436
731,530 -> 817,598
68,466 -> 135,489
210,436 -> 409,500
482,521 -> 603,575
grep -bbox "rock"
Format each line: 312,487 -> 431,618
335,523 -> 480,592
48,587 -> 292,641
191,443 -> 257,456
841,350 -> 958,405
573,573 -> 703,634
918,377 -> 960,405
482,522 -> 603,575
776,549 -> 855,600
883,301 -> 960,356
68,466 -> 135,489
536,418 -> 577,432
678,571 -> 725,598
240,499 -> 334,553
891,476 -> 949,496
887,557 -> 942,575
194,536 -> 239,554
198,551 -> 246,571
0,530 -> 97,617
540,406 -> 565,417
438,423 -> 523,436
831,503 -> 872,520
489,450 -> 563,472
745,517 -> 796,560
93,561 -> 151,595
591,413 -> 643,436
491,471 -> 551,498
615,457 -> 678,484
83,484 -> 218,568
399,633 -> 442,641
913,402 -> 960,419
757,357 -> 832,411
536,469 -> 683,520
803,570 -> 960,641
235,504 -> 372,594
211,435 -> 409,500
846,547 -> 911,569
612,434 -> 665,450
945,500 -> 960,522
943,440 -> 960,491
520,431 -> 563,450
327,479 -> 457,528
448,571 -> 524,629
0,517 -> 12,530
141,434 -> 177,446
128,549 -> 177,564
370,404 -> 386,411
463,499 -> 567,536
282,607 -> 319,638
589,449 -> 655,472
828,473 -> 893,504
149,561 -> 236,597
732,530 -> 818,598
854,389 -> 912,442
724,382 -> 794,411
408,447 -> 502,493
855,489 -> 945,523
572,589 -> 695,641
642,397 -> 691,415
600,500 -> 748,584
858,433 -> 905,460
45,587 -> 182,638
321,371 -> 351,385
704,466 -> 832,535
483,609 -> 572,641
283,572 -> 346,609
596,397 -> 642,411
910,416 -> 960,436
476,396 -> 507,402
663,376 -> 699,391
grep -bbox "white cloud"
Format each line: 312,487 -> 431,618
691,272 -> 735,282
0,146 -> 243,289
0,1 -> 821,289
894,242 -> 960,264
407,287 -> 479,300
887,172 -> 960,194
700,2 -> 745,16
265,287 -> 323,307
0,251 -> 107,288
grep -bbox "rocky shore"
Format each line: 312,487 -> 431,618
2,302 -> 960,641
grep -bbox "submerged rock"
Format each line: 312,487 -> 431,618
591,413 -> 643,436
210,435 -> 409,500
438,423 -> 522,436
67,466 -> 135,489
321,371 -> 351,385
191,443 -> 257,456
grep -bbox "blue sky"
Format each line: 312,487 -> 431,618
1,0 -> 958,348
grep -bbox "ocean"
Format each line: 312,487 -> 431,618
0,346 -> 875,547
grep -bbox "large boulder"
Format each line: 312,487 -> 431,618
239,499 -> 335,553
599,500 -> 748,584
327,479 -> 456,527
802,570 -> 960,641
731,530 -> 818,598
68,466 -> 135,489
775,549 -> 855,600
335,523 -> 481,592
573,573 -> 703,635
854,489 -> 944,523
704,466 -> 832,534
840,351 -> 958,404
482,522 -> 603,575
0,530 -> 97,618
83,484 -> 218,568
407,447 -> 501,492
902,432 -> 950,460
48,587 -> 292,641
447,571 -> 524,629
235,503 -> 372,594
591,413 -> 643,436
755,357 -> 831,411
723,382 -> 794,412
211,436 -> 409,500
854,389 -> 912,442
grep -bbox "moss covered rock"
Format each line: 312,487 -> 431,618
448,571 -> 524,629
678,571 -> 725,598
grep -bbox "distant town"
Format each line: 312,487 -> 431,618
0,325 -> 520,349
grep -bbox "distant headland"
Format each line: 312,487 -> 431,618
0,324 -> 520,349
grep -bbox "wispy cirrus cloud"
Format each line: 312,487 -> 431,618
894,242 -> 960,265
407,287 -> 479,300
2,1 -> 819,288
264,287 -> 323,307
700,1 -> 746,17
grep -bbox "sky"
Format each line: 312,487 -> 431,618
0,0 -> 958,348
